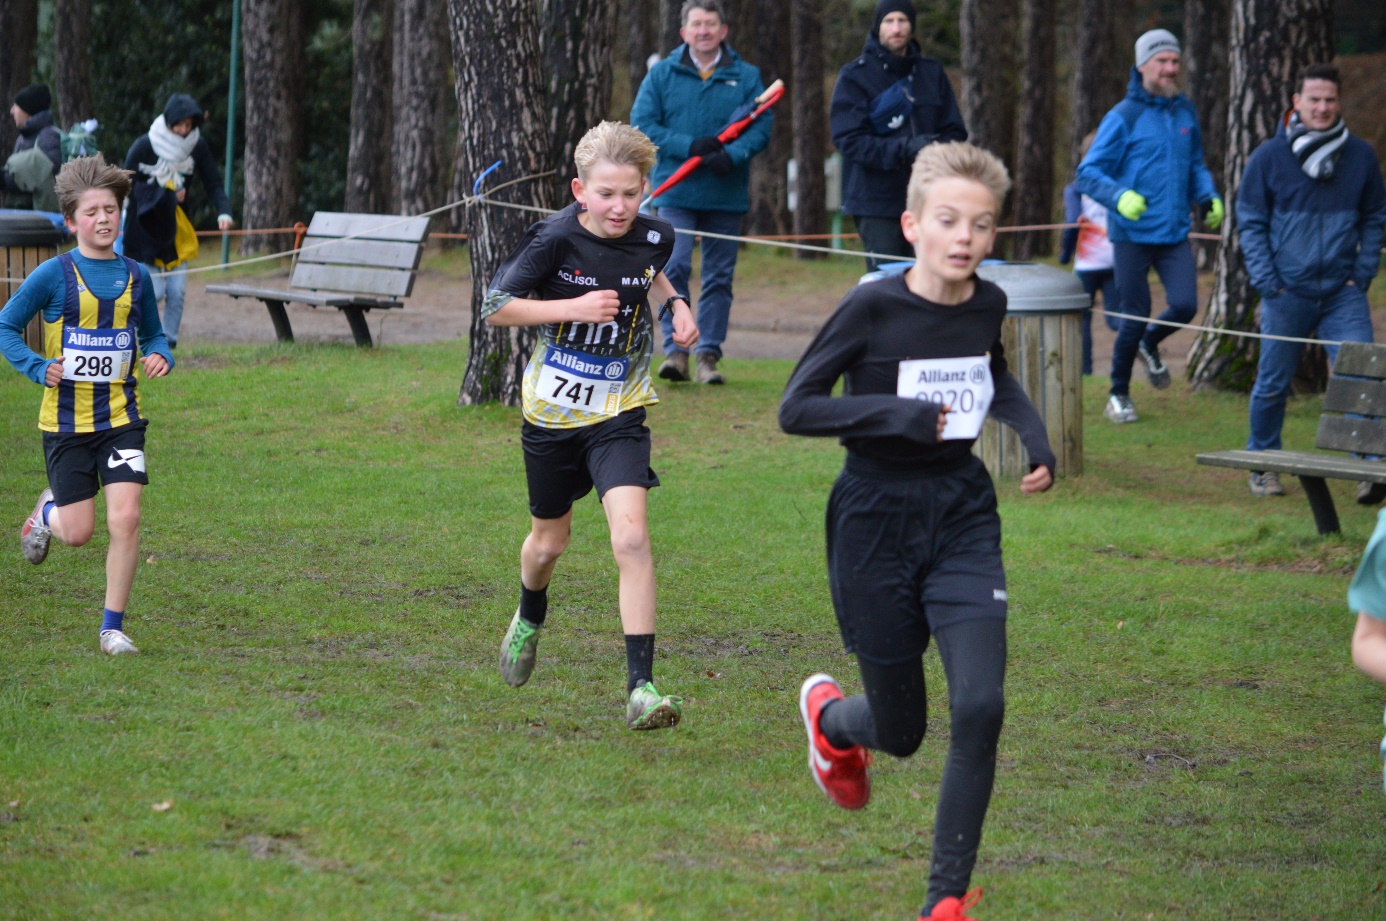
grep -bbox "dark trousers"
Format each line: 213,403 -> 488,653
1077,268 -> 1121,375
1110,240 -> 1197,397
856,215 -> 913,272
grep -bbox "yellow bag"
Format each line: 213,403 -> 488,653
155,205 -> 199,269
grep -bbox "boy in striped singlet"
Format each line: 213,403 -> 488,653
0,154 -> 173,655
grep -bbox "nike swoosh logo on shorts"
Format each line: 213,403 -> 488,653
108,449 -> 146,473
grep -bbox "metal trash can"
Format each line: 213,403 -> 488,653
974,262 -> 1088,478
0,211 -> 66,351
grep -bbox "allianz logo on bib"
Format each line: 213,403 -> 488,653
67,331 -> 119,348
913,362 -> 988,385
558,268 -> 599,287
549,348 -> 624,380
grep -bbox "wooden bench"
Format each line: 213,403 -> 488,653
1196,341 -> 1386,535
207,211 -> 430,347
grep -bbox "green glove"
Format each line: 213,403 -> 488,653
1116,190 -> 1147,221
1205,196 -> 1225,230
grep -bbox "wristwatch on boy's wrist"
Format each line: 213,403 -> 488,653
659,295 -> 689,320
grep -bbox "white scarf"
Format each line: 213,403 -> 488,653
140,115 -> 199,191
1286,112 -> 1349,181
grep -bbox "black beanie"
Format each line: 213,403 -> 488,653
872,0 -> 917,34
13,83 -> 51,116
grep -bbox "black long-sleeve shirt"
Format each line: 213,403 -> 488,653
779,274 -> 1056,475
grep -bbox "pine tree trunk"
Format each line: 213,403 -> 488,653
745,0 -> 792,236
543,0 -> 616,200
960,0 -> 1018,249
393,0 -> 449,220
0,0 -> 39,158
1187,0 -> 1334,391
449,0 -> 559,406
1184,0 -> 1231,270
790,0 -> 826,259
53,0 -> 94,130
1012,0 -> 1055,260
241,0 -> 305,255
1068,0 -> 1123,172
659,0 -> 681,53
625,0 -> 655,111
346,0 -> 393,214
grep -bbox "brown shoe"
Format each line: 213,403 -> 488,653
694,352 -> 725,385
658,352 -> 689,382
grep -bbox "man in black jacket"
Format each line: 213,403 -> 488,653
830,0 -> 967,271
122,93 -> 234,348
2,84 -> 62,210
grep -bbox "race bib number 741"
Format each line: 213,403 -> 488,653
897,355 -> 994,440
537,346 -> 628,416
62,326 -> 133,382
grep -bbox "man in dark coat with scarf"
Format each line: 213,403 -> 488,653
1,84 -> 62,211
830,0 -> 967,271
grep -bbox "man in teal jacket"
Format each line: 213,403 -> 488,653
1078,29 -> 1222,424
631,0 -> 771,385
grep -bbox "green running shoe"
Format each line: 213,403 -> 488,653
626,680 -> 682,730
499,607 -> 541,687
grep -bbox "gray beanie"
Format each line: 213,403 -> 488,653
1135,29 -> 1180,67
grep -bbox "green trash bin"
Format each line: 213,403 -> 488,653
0,211 -> 66,352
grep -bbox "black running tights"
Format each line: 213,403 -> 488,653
818,618 -> 1006,912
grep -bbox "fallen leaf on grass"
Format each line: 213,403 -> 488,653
1117,620 -> 1124,629
705,671 -> 723,679
151,801 -> 173,812
6,800 -> 17,808
145,556 -> 156,564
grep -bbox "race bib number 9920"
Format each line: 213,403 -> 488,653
537,346 -> 628,416
897,355 -> 994,440
62,326 -> 133,382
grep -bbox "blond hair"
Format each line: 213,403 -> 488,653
573,121 -> 659,181
905,142 -> 1011,216
55,153 -> 133,220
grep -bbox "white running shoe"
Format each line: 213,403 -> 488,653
100,630 -> 139,655
1103,394 -> 1138,424
20,487 -> 53,564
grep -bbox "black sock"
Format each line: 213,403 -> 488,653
625,634 -> 655,692
519,582 -> 548,626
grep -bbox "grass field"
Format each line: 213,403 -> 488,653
2,341 -> 1384,920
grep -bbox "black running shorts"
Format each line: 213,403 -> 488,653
826,454 -> 1006,665
42,421 -> 150,506
521,407 -> 660,519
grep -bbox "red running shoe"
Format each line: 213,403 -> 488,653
798,673 -> 871,809
920,888 -> 983,921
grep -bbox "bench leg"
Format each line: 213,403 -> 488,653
263,299 -> 294,343
1298,476 -> 1341,535
342,307 -> 373,348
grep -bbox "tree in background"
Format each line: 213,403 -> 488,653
960,0 -> 1018,247
624,0 -> 654,117
1012,0 -> 1055,259
392,0 -> 449,220
1068,0 -> 1124,177
53,0 -> 94,130
346,0 -> 392,214
791,0 -> 827,257
241,0 -> 305,253
1184,0 -> 1231,270
0,0 -> 39,157
747,0 -> 793,236
544,0 -> 617,201
659,0 -> 680,52
1188,0 -> 1335,391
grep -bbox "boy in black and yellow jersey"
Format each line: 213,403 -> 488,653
482,122 -> 697,730
0,154 -> 173,656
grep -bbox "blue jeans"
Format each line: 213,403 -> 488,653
1109,241 -> 1197,397
1246,284 -> 1373,451
144,262 -> 188,345
1076,268 -> 1121,375
657,207 -> 743,359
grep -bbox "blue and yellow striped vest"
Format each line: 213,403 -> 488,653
39,254 -> 144,433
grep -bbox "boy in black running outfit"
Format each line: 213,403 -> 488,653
482,121 -> 698,730
779,142 -> 1054,921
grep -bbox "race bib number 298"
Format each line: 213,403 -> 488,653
537,346 -> 628,415
897,355 -> 994,440
62,326 -> 133,382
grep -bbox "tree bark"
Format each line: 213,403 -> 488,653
959,0 -> 1018,248
659,0 -> 681,53
241,0 -> 305,254
1012,0 -> 1055,260
1068,0 -> 1124,172
745,0 -> 792,236
449,0 -> 559,406
346,0 -> 393,214
790,0 -> 826,259
625,0 -> 655,112
1187,0 -> 1334,391
0,0 -> 39,157
52,0 -> 95,130
1183,0 -> 1231,271
543,0 -> 616,201
393,0 -> 449,219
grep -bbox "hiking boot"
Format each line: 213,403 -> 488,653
499,607 -> 542,687
799,674 -> 872,810
657,352 -> 689,382
920,889 -> 983,921
20,487 -> 53,565
100,629 -> 138,655
626,680 -> 681,730
1248,471 -> 1286,497
1138,342 -> 1171,390
1358,481 -> 1386,506
694,352 -> 725,385
1103,394 -> 1138,424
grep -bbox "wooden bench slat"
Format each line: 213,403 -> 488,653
1322,377 -> 1386,416
1327,342 -> 1386,379
1316,415 -> 1386,455
205,283 -> 403,310
287,263 -> 416,299
306,211 -> 430,242
1196,449 -> 1386,482
296,237 -> 423,270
